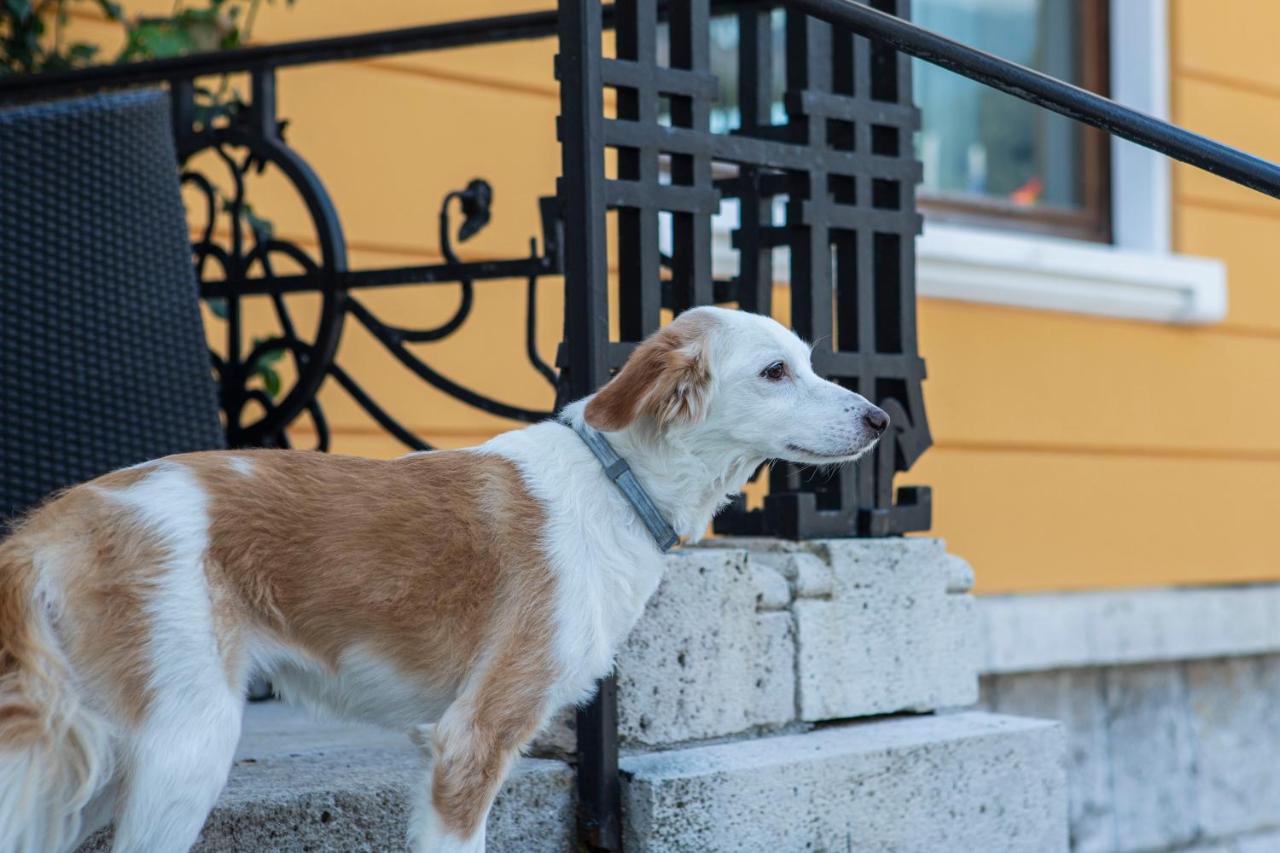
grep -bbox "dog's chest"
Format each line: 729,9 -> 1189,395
548,541 -> 665,700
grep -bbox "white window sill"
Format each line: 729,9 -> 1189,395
917,223 -> 1227,325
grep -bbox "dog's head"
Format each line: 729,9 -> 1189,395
584,306 -> 888,465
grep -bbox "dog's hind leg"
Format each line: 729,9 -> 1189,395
108,686 -> 242,853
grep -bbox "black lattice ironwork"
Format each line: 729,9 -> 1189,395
558,0 -> 932,543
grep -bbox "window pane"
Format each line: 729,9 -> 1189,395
913,0 -> 1086,211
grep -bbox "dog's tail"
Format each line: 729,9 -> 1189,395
0,534 -> 113,853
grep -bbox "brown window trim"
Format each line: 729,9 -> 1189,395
920,0 -> 1112,244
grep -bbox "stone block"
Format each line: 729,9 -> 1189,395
1186,655 -> 1280,840
984,669 -> 1115,853
792,538 -> 979,720
615,548 -> 795,747
539,538 -> 981,753
1103,663 -> 1198,852
620,711 -> 1067,853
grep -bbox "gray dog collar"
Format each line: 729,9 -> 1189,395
571,422 -> 679,552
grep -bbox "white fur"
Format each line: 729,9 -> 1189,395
0,610 -> 114,853
270,644 -> 455,731
103,464 -> 244,852
1,308 -> 885,852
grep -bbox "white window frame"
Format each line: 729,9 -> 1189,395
916,0 -> 1227,325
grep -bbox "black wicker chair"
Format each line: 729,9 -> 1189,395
0,89 -> 225,533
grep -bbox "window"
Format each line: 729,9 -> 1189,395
653,0 -> 1225,324
913,0 -> 1111,241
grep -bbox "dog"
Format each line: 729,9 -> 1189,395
0,306 -> 888,852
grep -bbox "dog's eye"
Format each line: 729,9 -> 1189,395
760,361 -> 787,381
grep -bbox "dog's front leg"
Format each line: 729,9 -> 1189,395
407,687 -> 549,853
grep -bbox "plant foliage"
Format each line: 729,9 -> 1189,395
1,0 -> 294,76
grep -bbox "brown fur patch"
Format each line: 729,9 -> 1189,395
186,450 -> 558,701
0,536 -> 47,748
585,310 -> 713,431
428,556 -> 559,837
3,471 -> 172,726
183,450 -> 561,839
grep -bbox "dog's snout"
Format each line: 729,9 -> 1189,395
863,406 -> 889,434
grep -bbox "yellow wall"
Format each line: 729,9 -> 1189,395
911,1 -> 1280,591
65,1 -> 1280,592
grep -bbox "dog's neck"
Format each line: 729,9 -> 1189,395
563,402 -> 763,544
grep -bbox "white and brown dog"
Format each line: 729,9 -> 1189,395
0,307 -> 888,853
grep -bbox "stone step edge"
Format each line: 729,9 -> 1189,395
620,711 -> 1069,853
81,749 -> 575,852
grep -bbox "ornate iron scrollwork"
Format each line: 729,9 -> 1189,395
172,68 -> 561,453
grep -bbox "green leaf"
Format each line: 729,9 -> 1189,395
247,334 -> 286,399
191,96 -> 239,128
241,204 -> 274,242
260,365 -> 281,398
207,297 -> 229,319
122,20 -> 200,61
67,42 -> 99,63
94,0 -> 124,21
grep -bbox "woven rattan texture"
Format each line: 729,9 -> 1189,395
1,89 -> 224,530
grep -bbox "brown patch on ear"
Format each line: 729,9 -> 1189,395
584,312 -> 712,432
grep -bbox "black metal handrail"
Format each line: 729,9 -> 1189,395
5,0 -> 1280,205
0,10 -> 562,100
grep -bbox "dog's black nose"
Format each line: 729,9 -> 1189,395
863,407 -> 889,434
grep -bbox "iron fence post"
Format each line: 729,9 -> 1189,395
555,0 -> 622,849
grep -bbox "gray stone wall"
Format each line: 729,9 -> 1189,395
533,538 -> 981,755
981,655 -> 1280,853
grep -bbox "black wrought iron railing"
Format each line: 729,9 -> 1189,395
4,1 -> 1280,850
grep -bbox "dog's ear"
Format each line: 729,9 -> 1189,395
584,318 -> 711,432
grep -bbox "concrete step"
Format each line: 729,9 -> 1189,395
80,702 -> 574,852
620,711 -> 1067,853
82,706 -> 1064,852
